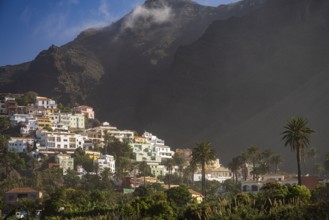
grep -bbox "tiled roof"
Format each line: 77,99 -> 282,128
6,187 -> 38,193
36,96 -> 49,101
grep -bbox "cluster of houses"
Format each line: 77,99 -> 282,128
1,94 -> 233,182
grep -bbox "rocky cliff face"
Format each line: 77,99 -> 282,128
1,0 -> 329,167
147,0 -> 329,165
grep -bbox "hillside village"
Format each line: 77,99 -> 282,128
0,92 -> 232,185
1,92 -> 329,219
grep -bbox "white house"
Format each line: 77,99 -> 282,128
35,96 -> 57,109
131,143 -> 161,163
36,130 -> 86,151
20,117 -> 38,135
141,132 -> 174,160
8,137 -> 35,153
84,122 -> 134,146
148,162 -> 167,177
154,145 -> 174,159
10,114 -> 31,126
97,155 -> 115,174
55,154 -> 74,175
70,114 -> 85,129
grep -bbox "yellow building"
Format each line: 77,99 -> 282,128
36,115 -> 52,130
85,150 -> 101,160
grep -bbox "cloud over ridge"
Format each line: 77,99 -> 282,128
123,4 -> 173,29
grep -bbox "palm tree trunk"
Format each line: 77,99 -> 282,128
202,162 -> 206,199
297,146 -> 302,185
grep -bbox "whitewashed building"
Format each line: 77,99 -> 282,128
84,122 -> 134,146
154,145 -> 174,159
97,155 -> 115,174
35,96 -> 57,109
148,162 -> 167,177
36,130 -> 86,151
10,114 -> 31,126
8,137 -> 35,153
70,114 -> 85,129
55,154 -> 74,175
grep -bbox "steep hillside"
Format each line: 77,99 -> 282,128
147,0 -> 329,167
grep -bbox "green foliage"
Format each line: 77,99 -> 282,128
58,103 -> 72,113
166,185 -> 192,208
0,117 -> 10,132
106,138 -> 132,159
73,148 -> 95,172
15,91 -> 38,106
63,169 -> 81,188
286,184 -> 311,204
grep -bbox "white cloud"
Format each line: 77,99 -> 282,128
123,4 -> 173,29
98,0 -> 111,20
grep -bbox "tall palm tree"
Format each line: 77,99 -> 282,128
191,142 -> 216,199
282,117 -> 314,185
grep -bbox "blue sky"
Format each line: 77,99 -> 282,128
0,0 -> 239,66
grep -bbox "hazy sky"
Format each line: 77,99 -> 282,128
0,0 -> 240,66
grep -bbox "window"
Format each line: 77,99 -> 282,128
251,185 -> 258,192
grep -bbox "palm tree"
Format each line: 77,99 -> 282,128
228,156 -> 245,184
138,161 -> 151,186
166,159 -> 174,189
282,117 -> 314,185
246,145 -> 261,180
307,147 -> 318,174
191,141 -> 216,199
270,154 -> 283,173
262,148 -> 273,172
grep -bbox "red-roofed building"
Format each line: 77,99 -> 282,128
4,187 -> 43,205
73,105 -> 95,119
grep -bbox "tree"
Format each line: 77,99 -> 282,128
165,159 -> 174,189
166,185 -> 192,208
262,148 -> 273,172
173,152 -> 185,177
307,147 -> 318,175
183,162 -> 196,186
246,145 -> 261,180
282,117 -> 314,185
138,161 -> 151,186
191,141 -> 216,199
0,117 -> 10,132
228,156 -> 243,184
270,154 -> 283,173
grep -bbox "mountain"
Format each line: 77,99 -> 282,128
148,0 -> 329,167
1,0 -> 329,169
